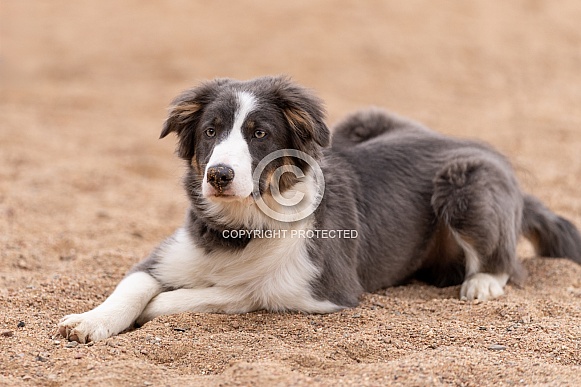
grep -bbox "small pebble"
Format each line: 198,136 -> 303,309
17,259 -> 30,269
1,330 -> 14,337
17,321 -> 25,328
488,344 -> 506,351
66,341 -> 79,348
53,340 -> 61,345
74,352 -> 84,359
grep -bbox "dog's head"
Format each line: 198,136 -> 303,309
160,76 -> 329,209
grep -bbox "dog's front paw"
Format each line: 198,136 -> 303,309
58,312 -> 114,343
460,273 -> 508,301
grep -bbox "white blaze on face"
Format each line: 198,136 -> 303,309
202,91 -> 257,199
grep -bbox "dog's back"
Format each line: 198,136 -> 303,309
332,108 -> 581,290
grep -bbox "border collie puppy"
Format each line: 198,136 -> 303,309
59,76 -> 581,343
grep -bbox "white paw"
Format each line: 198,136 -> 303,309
460,273 -> 508,301
58,312 -> 114,343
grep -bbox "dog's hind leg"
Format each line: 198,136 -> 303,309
431,155 -> 525,301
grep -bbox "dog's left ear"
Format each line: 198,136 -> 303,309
273,77 -> 330,150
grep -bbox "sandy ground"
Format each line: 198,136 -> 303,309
1,1 -> 581,385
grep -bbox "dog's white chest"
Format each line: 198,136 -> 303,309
152,228 -> 339,313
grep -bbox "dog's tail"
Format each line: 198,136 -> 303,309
522,195 -> 581,264
331,108 -> 422,149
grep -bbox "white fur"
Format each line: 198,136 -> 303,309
452,231 -> 480,276
136,224 -> 340,324
460,272 -> 509,301
59,208 -> 340,342
453,231 -> 508,301
202,91 -> 257,198
58,272 -> 161,343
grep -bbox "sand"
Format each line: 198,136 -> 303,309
1,1 -> 580,385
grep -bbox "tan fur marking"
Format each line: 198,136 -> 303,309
172,103 -> 202,121
283,108 -> 314,134
191,158 -> 203,176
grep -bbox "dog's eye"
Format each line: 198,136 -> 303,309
254,130 -> 267,139
204,128 -> 216,138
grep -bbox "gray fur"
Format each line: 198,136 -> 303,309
522,195 -> 581,264
325,108 -> 580,295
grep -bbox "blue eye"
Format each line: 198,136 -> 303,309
254,130 -> 267,139
205,128 -> 216,138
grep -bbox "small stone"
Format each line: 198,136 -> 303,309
1,330 -> 14,337
352,313 -> 361,318
96,210 -> 110,218
59,253 -> 77,261
17,321 -> 25,328
74,352 -> 84,359
36,355 -> 48,362
17,259 -> 30,269
521,315 -> 531,324
230,322 -> 240,329
66,341 -> 79,348
53,340 -> 61,345
173,327 -> 187,332
488,344 -> 506,351
478,326 -> 487,331
131,231 -> 144,239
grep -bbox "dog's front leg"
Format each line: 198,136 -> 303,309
58,271 -> 162,343
136,287 -> 255,325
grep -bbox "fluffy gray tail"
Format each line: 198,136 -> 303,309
522,195 -> 581,264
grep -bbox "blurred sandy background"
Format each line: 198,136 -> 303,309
1,1 -> 580,385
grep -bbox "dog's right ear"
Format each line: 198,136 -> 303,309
159,97 -> 202,140
160,79 -> 230,159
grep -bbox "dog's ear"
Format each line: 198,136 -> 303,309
272,77 -> 330,152
160,79 -> 230,159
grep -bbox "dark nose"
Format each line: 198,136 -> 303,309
206,164 -> 235,191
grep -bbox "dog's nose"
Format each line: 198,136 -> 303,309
206,164 -> 235,190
